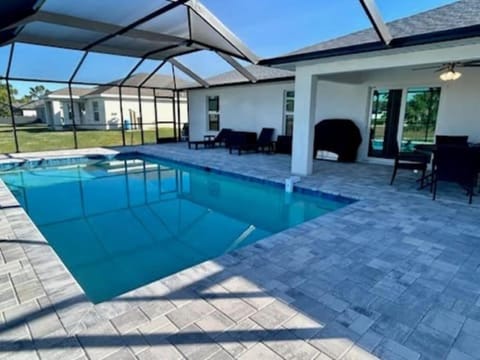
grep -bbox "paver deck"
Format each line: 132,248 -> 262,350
1,143 -> 480,360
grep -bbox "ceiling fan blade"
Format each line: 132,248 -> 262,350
412,65 -> 442,71
457,60 -> 480,67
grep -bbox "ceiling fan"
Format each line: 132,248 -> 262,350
413,61 -> 480,81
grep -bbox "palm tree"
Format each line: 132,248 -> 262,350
28,85 -> 49,100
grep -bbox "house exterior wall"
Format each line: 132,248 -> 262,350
81,97 -> 107,129
42,95 -> 188,131
434,68 -> 480,141
102,96 -> 188,130
22,109 -> 37,117
187,81 -> 294,141
46,100 -> 65,129
313,80 -> 370,161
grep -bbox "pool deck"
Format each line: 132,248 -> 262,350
1,143 -> 480,360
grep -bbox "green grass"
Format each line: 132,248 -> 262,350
0,124 -> 175,153
372,124 -> 435,143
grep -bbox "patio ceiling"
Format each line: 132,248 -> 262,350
0,0 -> 260,88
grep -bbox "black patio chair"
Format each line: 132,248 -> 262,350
188,128 -> 232,150
390,141 -> 430,186
256,128 -> 275,153
432,145 -> 477,204
228,131 -> 257,155
275,135 -> 292,154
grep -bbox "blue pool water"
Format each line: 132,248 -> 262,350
0,154 -> 352,303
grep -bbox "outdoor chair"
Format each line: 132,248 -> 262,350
256,128 -> 275,153
228,131 -> 257,155
275,135 -> 292,154
188,128 -> 232,150
432,145 -> 477,204
390,141 -> 430,186
435,135 -> 469,146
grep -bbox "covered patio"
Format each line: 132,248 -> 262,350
259,0 -> 480,176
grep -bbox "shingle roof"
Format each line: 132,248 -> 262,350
46,73 -> 192,99
17,100 -> 44,110
88,73 -> 193,96
85,73 -> 193,97
48,87 -> 92,97
262,0 -> 480,65
187,65 -> 294,89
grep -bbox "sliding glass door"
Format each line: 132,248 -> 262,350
368,86 -> 441,158
401,87 -> 441,151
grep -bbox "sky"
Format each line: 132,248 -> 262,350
0,0 -> 456,97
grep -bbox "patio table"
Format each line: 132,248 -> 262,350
414,143 -> 480,190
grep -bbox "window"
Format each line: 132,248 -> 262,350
92,101 -> 100,122
207,96 -> 220,131
284,91 -> 295,136
66,103 -> 73,120
402,87 -> 441,150
368,87 -> 441,158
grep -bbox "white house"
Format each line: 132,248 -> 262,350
40,73 -> 189,133
188,0 -> 480,176
187,65 -> 294,140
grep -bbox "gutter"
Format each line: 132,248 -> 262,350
182,76 -> 295,91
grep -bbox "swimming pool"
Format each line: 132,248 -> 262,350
0,154 -> 353,303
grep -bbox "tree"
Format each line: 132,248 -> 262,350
0,81 -> 18,117
404,88 -> 441,141
27,85 -> 49,101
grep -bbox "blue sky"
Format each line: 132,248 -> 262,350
1,0 -> 456,97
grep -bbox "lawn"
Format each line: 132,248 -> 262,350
0,124 -> 175,153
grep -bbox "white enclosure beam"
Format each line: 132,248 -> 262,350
291,72 -> 317,176
169,58 -> 210,87
188,0 -> 259,64
359,0 -> 393,45
216,52 -> 257,83
9,11 -> 189,45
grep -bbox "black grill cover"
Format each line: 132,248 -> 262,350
313,119 -> 362,162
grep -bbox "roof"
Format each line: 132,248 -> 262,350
0,0 -> 257,63
86,73 -> 191,97
187,65 -> 294,89
16,99 -> 44,109
261,0 -> 480,66
48,87 -> 92,97
45,73 -> 190,99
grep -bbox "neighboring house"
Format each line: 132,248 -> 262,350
13,101 -> 41,118
188,0 -> 480,176
0,100 -> 43,125
187,65 -> 294,140
41,73 -> 190,132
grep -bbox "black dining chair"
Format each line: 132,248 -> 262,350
432,145 -> 477,204
390,141 -> 430,186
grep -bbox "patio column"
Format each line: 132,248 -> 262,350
291,72 -> 317,175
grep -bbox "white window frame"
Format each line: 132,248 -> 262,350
92,101 -> 100,122
207,96 -> 220,131
366,84 -> 444,161
283,90 -> 295,136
